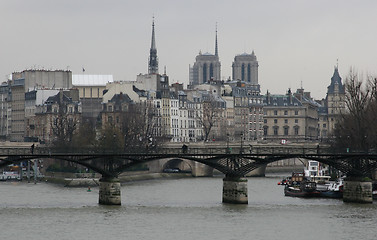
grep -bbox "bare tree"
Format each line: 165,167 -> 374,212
333,69 -> 376,151
121,102 -> 160,152
50,103 -> 80,151
197,96 -> 223,142
71,121 -> 97,151
96,123 -> 125,153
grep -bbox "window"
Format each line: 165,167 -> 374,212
284,127 -> 289,135
273,127 -> 278,135
294,127 -> 299,135
295,119 -> 298,123
264,127 -> 268,136
274,110 -> 278,116
274,119 -> 278,124
323,123 -> 326,128
284,119 -> 288,124
264,119 -> 267,124
295,110 -> 299,115
284,110 -> 288,115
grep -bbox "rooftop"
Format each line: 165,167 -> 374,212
72,75 -> 113,87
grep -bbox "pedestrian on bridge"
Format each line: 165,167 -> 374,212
182,144 -> 188,154
31,144 -> 35,154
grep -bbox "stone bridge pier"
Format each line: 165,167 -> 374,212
99,177 -> 121,205
343,179 -> 373,203
222,175 -> 248,204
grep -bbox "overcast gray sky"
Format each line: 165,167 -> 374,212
1,0 -> 377,99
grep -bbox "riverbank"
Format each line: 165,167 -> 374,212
42,165 -> 302,187
43,172 -> 193,187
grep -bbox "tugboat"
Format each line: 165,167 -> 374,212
318,178 -> 344,199
284,172 -> 321,198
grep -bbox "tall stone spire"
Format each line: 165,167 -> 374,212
215,23 -> 218,57
148,17 -> 158,74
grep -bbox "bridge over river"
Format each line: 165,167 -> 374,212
1,145 -> 376,204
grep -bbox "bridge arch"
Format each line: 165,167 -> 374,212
162,158 -> 192,173
156,158 -> 214,177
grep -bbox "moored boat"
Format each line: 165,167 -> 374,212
284,172 -> 321,198
318,178 -> 343,199
0,171 -> 21,181
284,181 -> 320,198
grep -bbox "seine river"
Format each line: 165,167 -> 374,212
1,175 -> 376,240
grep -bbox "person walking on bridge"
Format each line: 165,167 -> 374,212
31,144 -> 35,154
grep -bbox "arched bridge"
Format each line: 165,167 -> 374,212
1,146 -> 377,205
1,147 -> 377,178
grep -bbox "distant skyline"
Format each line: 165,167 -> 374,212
1,0 -> 377,99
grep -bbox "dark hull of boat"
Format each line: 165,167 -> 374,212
319,191 -> 343,199
284,188 -> 321,198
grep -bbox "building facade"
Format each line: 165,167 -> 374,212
263,88 -> 320,142
0,82 -> 11,140
30,90 -> 81,144
72,74 -> 113,124
10,70 -> 72,141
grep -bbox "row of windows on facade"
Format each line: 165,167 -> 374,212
171,129 -> 202,138
52,106 -> 76,113
82,88 -> 101,98
269,110 -> 300,116
266,119 -> 300,124
263,126 -> 300,136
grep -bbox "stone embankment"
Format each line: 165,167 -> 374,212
44,172 -> 192,187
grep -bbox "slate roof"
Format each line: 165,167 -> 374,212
263,94 -> 303,107
327,67 -> 345,94
109,93 -> 132,104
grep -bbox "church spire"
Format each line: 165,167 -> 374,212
148,17 -> 158,74
151,17 -> 156,50
215,23 -> 218,57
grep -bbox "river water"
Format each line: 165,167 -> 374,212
1,175 -> 376,240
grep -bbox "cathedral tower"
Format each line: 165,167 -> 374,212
232,50 -> 259,84
189,26 -> 221,86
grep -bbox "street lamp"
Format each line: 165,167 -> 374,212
240,133 -> 244,154
347,135 -> 350,153
226,133 -> 230,153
